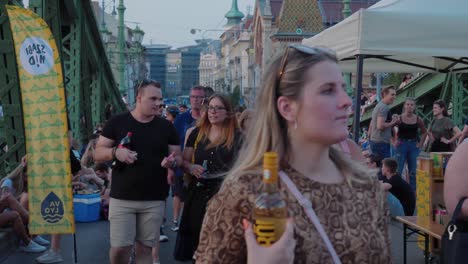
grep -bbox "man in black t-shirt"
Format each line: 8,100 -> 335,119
381,158 -> 415,216
95,80 -> 181,264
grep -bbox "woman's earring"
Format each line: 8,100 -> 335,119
294,119 -> 298,130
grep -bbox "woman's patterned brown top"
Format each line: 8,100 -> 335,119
195,167 -> 392,264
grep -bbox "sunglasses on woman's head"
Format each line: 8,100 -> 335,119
276,45 -> 335,95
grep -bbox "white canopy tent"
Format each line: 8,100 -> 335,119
302,0 -> 468,141
303,0 -> 468,73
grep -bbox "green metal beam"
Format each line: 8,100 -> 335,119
452,74 -> 468,127
360,73 -> 446,123
1,0 -> 128,178
359,72 -> 468,131
0,0 -> 26,175
60,0 -> 83,142
81,0 -> 126,113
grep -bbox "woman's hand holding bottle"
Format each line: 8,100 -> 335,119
243,218 -> 296,264
190,164 -> 205,178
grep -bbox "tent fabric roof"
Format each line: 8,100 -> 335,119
302,0 -> 468,73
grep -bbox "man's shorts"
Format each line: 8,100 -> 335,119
109,198 -> 165,247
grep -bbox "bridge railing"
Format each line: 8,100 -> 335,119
0,0 -> 126,178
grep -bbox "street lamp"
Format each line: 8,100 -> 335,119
132,25 -> 144,44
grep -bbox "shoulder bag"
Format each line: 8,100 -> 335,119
441,197 -> 468,264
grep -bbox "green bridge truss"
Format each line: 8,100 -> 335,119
359,73 -> 468,131
0,0 -> 126,175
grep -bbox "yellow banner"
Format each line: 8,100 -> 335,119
6,5 -> 75,234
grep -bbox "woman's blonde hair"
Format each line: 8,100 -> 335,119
196,94 -> 238,150
403,97 -> 417,114
227,46 -> 371,183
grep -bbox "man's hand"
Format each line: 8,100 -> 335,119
427,132 -> 435,142
0,191 -> 12,203
391,116 -> 401,126
115,148 -> 138,164
167,168 -> 175,185
161,152 -> 176,169
21,155 -> 27,168
380,181 -> 392,191
441,137 -> 451,144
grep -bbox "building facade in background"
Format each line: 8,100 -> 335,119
248,0 -> 379,101
145,44 -> 171,91
166,50 -> 182,98
215,0 -> 254,104
92,2 -> 148,106
199,40 -> 221,89
179,40 -> 209,95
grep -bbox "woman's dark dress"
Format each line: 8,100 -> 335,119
174,128 -> 242,261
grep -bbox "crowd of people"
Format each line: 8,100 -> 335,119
1,44 -> 468,264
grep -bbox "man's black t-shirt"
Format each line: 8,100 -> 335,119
381,173 -> 415,216
102,112 -> 179,201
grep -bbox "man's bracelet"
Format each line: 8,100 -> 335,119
111,147 -> 117,160
171,160 -> 177,169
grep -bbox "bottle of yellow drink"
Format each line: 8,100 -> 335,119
253,152 -> 288,246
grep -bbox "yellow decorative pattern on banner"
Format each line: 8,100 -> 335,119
416,169 -> 430,250
6,5 -> 75,234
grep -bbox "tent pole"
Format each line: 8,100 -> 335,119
353,55 -> 364,143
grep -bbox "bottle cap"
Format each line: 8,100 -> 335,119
127,132 -> 132,137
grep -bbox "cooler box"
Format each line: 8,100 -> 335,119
73,193 -> 101,222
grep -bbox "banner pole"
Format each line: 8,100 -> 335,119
73,233 -> 78,263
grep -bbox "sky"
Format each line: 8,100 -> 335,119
107,0 -> 255,48
22,0 -> 255,48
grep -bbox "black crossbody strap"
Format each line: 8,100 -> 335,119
451,197 -> 468,221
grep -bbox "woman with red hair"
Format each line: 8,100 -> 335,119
174,94 -> 242,261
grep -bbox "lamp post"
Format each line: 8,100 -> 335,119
343,0 -> 353,96
342,0 -> 351,19
117,0 -> 126,94
127,25 -> 145,105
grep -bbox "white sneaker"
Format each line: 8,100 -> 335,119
33,236 -> 51,246
20,240 -> 47,253
159,234 -> 169,242
171,221 -> 179,232
36,249 -> 64,263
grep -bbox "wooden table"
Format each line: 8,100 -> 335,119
396,216 -> 445,264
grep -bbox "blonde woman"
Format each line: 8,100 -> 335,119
195,45 -> 391,263
394,98 -> 427,192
